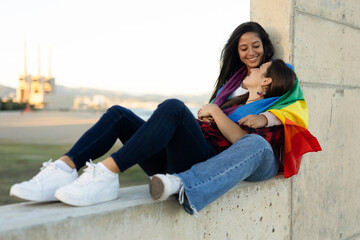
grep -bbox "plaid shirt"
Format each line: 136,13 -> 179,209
199,120 -> 284,167
198,120 -> 231,153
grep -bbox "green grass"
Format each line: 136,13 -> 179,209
0,142 -> 149,206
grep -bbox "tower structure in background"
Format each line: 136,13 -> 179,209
45,47 -> 55,94
17,41 -> 32,104
16,41 -> 56,108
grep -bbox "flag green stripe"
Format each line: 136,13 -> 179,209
267,79 -> 304,110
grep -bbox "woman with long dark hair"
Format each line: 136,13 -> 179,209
149,22 -> 321,214
10,22 -> 320,212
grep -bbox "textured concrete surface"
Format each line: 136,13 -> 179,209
1,1 -> 359,239
0,177 -> 291,240
294,86 -> 360,240
291,4 -> 360,238
252,0 -> 360,239
250,0 -> 294,63
294,12 -> 360,86
296,0 -> 360,28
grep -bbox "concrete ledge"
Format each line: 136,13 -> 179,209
0,176 -> 291,240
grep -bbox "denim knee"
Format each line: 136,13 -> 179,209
105,105 -> 131,122
243,134 -> 278,182
159,99 -> 185,108
242,134 -> 272,151
157,99 -> 186,116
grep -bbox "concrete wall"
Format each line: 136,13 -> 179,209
251,0 -> 360,239
0,178 -> 292,240
0,1 -> 359,239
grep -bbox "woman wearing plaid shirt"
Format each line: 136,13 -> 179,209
10,22 -> 295,213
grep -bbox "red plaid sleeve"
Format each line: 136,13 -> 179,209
197,120 -> 231,153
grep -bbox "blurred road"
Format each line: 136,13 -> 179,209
0,111 -> 102,144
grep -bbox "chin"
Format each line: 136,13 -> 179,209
248,62 -> 260,69
248,56 -> 263,68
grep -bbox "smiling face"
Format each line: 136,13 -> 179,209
238,32 -> 264,73
243,61 -> 272,89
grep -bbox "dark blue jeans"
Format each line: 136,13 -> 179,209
65,99 -> 217,175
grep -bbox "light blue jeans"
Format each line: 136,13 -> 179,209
175,134 -> 279,214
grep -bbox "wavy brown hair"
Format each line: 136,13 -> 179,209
210,22 -> 274,102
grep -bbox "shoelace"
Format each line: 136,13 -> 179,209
31,159 -> 56,183
177,181 -> 197,216
174,180 -> 198,216
178,184 -> 185,204
75,160 -> 99,185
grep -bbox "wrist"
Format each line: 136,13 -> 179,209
261,114 -> 268,126
211,106 -> 222,116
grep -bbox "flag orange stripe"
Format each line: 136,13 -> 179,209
282,118 -> 322,177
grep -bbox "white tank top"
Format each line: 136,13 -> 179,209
229,84 -> 248,98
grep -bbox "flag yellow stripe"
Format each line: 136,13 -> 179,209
268,100 -> 308,129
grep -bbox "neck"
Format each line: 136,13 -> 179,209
246,66 -> 251,76
246,88 -> 264,104
242,68 -> 251,90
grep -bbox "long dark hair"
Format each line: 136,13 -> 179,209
264,59 -> 296,98
220,59 -> 296,108
210,22 -> 274,102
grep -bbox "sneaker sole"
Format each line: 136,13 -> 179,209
149,176 -> 165,200
10,186 -> 57,202
55,188 -> 119,207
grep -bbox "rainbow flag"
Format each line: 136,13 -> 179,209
214,72 -> 322,178
267,79 -> 322,178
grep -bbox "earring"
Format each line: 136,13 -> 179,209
257,87 -> 267,96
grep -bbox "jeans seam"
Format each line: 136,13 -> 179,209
187,147 -> 269,189
68,114 -> 120,163
107,107 -> 127,125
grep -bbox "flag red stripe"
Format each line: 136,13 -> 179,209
283,118 -> 322,178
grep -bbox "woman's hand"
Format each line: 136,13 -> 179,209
197,104 -> 219,121
199,116 -> 214,123
238,114 -> 268,128
198,104 -> 248,144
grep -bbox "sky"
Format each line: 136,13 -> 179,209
0,0 -> 250,95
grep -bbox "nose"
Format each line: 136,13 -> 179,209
248,47 -> 255,56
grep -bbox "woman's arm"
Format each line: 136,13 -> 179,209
237,112 -> 281,128
198,104 -> 247,144
261,112 -> 282,127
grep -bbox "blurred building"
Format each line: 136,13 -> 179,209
17,43 -> 55,109
73,95 -> 111,110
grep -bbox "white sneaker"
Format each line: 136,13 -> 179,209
55,161 -> 119,206
10,160 -> 78,202
149,174 -> 184,203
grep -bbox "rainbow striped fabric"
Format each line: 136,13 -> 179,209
224,79 -> 321,178
266,79 -> 322,178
